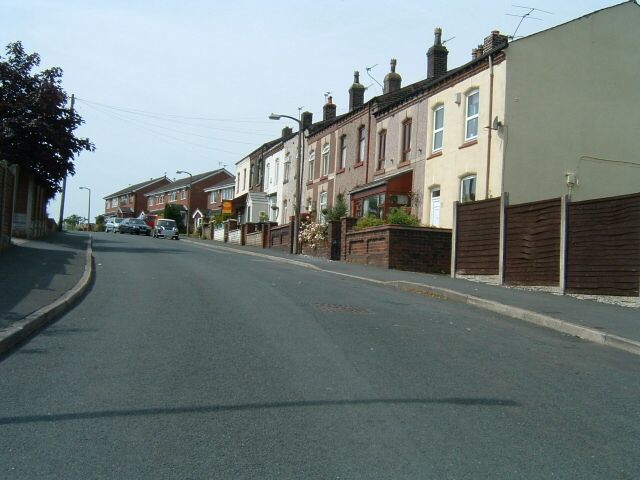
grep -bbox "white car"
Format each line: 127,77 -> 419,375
105,217 -> 123,233
153,218 -> 179,239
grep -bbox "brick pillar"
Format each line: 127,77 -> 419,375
241,223 -> 247,245
328,220 -> 341,260
289,217 -> 295,254
341,216 -> 357,260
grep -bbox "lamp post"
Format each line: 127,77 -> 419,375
176,170 -> 193,236
79,186 -> 91,232
269,113 -> 304,254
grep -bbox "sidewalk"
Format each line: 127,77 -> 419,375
184,237 -> 640,356
0,232 -> 92,355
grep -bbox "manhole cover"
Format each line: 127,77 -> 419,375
311,303 -> 372,314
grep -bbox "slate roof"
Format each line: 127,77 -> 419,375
145,169 -> 233,195
104,176 -> 168,199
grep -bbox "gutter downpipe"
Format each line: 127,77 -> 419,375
365,102 -> 372,184
485,53 -> 494,199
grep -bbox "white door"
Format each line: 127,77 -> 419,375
430,189 -> 441,227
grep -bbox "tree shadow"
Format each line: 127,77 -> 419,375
0,397 -> 521,426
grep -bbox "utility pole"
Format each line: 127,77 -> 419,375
58,94 -> 74,231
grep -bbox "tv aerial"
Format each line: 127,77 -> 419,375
365,64 -> 383,92
506,4 -> 553,39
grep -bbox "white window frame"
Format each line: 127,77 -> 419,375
465,89 -> 479,141
319,191 -> 328,224
321,143 -> 330,177
274,159 -> 279,184
339,135 -> 347,170
284,154 -> 290,182
432,105 -> 444,152
308,150 -> 315,182
460,175 -> 477,203
358,126 -> 366,163
266,163 -> 271,185
430,187 -> 441,227
181,189 -> 187,200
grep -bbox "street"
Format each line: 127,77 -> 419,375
1,233 -> 639,479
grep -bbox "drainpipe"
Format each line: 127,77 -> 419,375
485,53 -> 494,199
364,102 -> 372,184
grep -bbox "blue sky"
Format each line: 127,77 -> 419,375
1,0 -> 622,219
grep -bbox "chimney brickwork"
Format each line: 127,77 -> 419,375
383,59 -> 402,94
323,95 -> 337,121
348,71 -> 365,111
484,30 -> 508,52
427,27 -> 448,80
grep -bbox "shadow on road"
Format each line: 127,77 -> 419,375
0,397 -> 521,426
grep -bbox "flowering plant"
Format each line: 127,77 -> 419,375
298,221 -> 328,249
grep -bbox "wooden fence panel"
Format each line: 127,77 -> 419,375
455,198 -> 500,275
567,193 -> 640,296
504,198 -> 561,285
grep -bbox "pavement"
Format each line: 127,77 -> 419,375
1,231 -> 639,357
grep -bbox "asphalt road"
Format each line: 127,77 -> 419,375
1,232 -> 639,479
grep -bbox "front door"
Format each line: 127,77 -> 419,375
430,189 -> 441,227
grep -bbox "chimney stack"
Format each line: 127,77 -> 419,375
281,126 -> 293,139
427,27 -> 448,80
477,44 -> 485,57
323,95 -> 337,121
348,71 -> 365,111
301,111 -> 313,131
383,59 -> 402,94
471,48 -> 478,60
483,30 -> 508,52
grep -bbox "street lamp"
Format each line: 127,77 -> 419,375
269,113 -> 304,254
79,186 -> 91,232
176,170 -> 193,236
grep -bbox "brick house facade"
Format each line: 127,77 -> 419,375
103,176 -> 170,219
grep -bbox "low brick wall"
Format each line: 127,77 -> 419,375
270,223 -> 292,252
245,231 -> 263,247
301,239 -> 330,259
345,224 -> 452,274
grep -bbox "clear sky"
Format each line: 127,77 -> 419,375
1,0 -> 622,220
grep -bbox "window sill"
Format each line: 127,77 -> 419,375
427,151 -> 443,160
306,180 -> 314,186
336,168 -> 345,175
319,175 -> 328,181
354,162 -> 364,169
374,168 -> 385,176
397,160 -> 411,169
459,139 -> 478,149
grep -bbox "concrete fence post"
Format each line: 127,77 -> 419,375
559,194 -> 569,294
499,192 -> 509,285
450,202 -> 458,278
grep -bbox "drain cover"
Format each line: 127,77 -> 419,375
311,303 -> 372,314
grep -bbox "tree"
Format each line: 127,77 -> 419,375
0,42 -> 94,197
63,214 -> 83,230
163,204 -> 185,232
322,193 -> 348,222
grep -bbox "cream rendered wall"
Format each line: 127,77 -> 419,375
503,2 -> 640,204
374,101 -> 428,219
234,156 -> 250,198
263,147 -> 282,222
422,61 -> 507,228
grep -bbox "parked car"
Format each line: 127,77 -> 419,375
122,218 -> 151,235
153,218 -> 179,240
105,217 -> 123,233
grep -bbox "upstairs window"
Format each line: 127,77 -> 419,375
358,126 -> 366,164
274,160 -> 279,184
169,191 -> 177,202
339,135 -> 347,170
321,143 -> 330,177
148,197 -> 153,206
460,175 -> 477,203
181,189 -> 187,200
222,187 -> 234,200
266,164 -> 271,185
433,105 -> 444,152
401,118 -> 412,162
377,130 -> 387,170
307,150 -> 315,182
465,90 -> 479,141
284,155 -> 291,183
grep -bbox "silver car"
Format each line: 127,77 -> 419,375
105,217 -> 123,233
153,218 -> 179,239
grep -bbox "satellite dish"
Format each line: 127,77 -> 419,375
492,116 -> 503,130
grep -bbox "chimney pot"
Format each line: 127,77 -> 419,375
427,27 -> 448,79
349,70 -> 365,111
383,58 -> 402,94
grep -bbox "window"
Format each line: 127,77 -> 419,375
169,191 -> 177,202
377,130 -> 387,170
284,154 -> 290,182
266,164 -> 271,185
430,188 -> 441,227
433,105 -> 444,152
269,195 -> 278,222
222,187 -> 234,200
358,126 -> 366,164
120,195 -> 127,205
339,135 -> 347,170
307,150 -> 315,182
363,193 -> 386,219
401,118 -> 412,162
321,143 -> 330,177
460,175 -> 476,203
274,160 -> 279,184
112,198 -> 118,208
243,168 -> 246,190
181,189 -> 187,200
157,195 -> 164,205
319,192 -> 328,224
237,175 -> 240,193
250,165 -> 255,186
148,197 -> 153,206
465,90 -> 479,141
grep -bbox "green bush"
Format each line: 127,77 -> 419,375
386,208 -> 420,226
355,215 -> 384,230
322,193 -> 348,222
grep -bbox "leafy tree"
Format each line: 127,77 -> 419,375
0,41 -> 94,197
163,204 -> 185,232
64,214 -> 84,230
95,214 -> 106,232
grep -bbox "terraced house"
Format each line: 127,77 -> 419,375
103,176 -> 170,219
